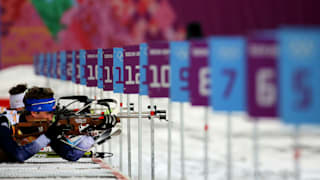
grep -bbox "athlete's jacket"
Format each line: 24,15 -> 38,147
0,110 -> 50,162
0,110 -> 94,162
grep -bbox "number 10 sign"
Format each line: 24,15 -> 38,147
148,42 -> 170,98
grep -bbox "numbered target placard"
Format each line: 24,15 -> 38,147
100,49 -> 114,90
52,52 -> 58,79
46,52 -> 51,78
189,40 -> 210,106
148,42 -> 170,98
38,53 -> 45,76
169,41 -> 190,102
66,50 -> 73,81
247,35 -> 278,117
210,37 -> 246,111
124,45 -> 140,94
79,49 -> 87,85
72,50 -> 81,84
139,43 -> 148,95
60,51 -> 67,80
85,49 -> 98,87
33,54 -> 39,75
113,48 -> 124,93
279,28 -> 320,124
97,49 -> 103,89
55,52 -> 61,79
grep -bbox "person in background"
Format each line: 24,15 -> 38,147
8,84 -> 28,111
0,84 -> 28,113
186,21 -> 204,40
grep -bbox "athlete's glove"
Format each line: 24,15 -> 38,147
45,122 -> 67,140
104,115 -> 118,129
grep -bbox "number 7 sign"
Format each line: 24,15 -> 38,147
209,37 -> 246,111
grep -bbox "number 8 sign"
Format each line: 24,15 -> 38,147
279,28 -> 320,124
209,37 -> 246,111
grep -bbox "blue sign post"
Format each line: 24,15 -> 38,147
139,43 -> 148,95
97,48 -> 103,89
279,28 -> 320,125
79,49 -> 87,86
113,48 -> 124,93
169,41 -> 190,102
60,51 -> 67,80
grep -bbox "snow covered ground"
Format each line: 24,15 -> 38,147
0,65 -> 319,180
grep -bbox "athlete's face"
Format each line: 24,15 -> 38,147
31,111 -> 54,121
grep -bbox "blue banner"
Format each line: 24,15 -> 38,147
139,43 -> 148,95
97,48 -> 103,89
52,52 -> 57,79
209,37 -> 246,111
279,28 -> 320,125
39,53 -> 44,76
169,41 -> 190,102
46,53 -> 51,78
113,48 -> 124,93
60,51 -> 67,80
79,49 -> 86,85
72,50 -> 76,83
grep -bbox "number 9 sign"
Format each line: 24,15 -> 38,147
169,41 -> 189,102
279,28 -> 320,124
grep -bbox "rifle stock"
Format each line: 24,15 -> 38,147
13,115 -> 120,141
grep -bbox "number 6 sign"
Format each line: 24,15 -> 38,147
279,28 -> 320,124
209,37 -> 246,111
247,35 -> 278,117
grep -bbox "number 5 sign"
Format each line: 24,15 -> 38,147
247,35 -> 278,117
209,37 -> 246,111
279,28 -> 320,124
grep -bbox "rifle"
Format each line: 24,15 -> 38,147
13,96 -> 167,143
